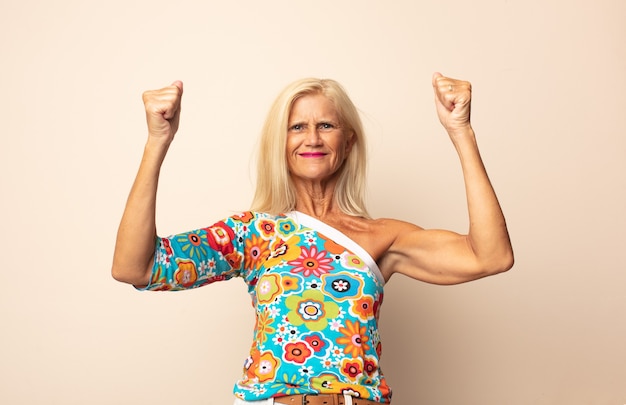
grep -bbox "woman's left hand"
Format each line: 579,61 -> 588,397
432,72 -> 473,137
378,73 -> 513,285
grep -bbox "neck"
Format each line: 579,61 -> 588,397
292,177 -> 341,218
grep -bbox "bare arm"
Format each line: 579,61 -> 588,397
379,73 -> 513,284
111,81 -> 183,286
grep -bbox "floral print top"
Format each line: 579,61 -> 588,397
143,211 -> 391,403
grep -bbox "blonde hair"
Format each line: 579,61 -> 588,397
250,78 -> 369,218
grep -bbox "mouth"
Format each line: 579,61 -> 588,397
299,152 -> 327,158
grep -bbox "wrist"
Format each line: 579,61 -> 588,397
145,134 -> 172,150
448,125 -> 476,144
143,137 -> 171,165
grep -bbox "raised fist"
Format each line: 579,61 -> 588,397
432,73 -> 472,136
142,80 -> 183,143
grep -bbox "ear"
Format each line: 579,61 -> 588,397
345,130 -> 356,154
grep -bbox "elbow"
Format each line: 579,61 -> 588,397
485,248 -> 515,276
111,265 -> 126,283
111,248 -> 154,286
467,249 -> 514,282
111,264 -> 131,284
111,262 -> 150,286
465,234 -> 514,279
502,249 -> 515,272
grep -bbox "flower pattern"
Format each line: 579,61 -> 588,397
342,254 -> 367,271
269,373 -> 308,395
336,320 -> 370,358
285,290 -> 340,332
255,309 -> 276,346
143,212 -> 390,403
173,259 -> 198,287
349,295 -> 376,322
253,351 -> 280,383
244,234 -> 270,270
288,246 -> 334,277
257,273 -> 283,304
284,341 -> 313,364
276,217 -> 298,239
321,272 -> 364,301
256,218 -> 277,239
281,274 -> 301,293
174,231 -> 209,260
205,221 -> 235,255
224,251 -> 243,270
265,236 -> 302,268
341,358 -> 363,381
302,332 -> 331,357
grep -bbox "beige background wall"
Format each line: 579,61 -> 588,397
1,0 -> 624,404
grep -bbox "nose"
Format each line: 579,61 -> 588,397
304,127 -> 323,146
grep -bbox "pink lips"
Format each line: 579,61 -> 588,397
299,152 -> 327,158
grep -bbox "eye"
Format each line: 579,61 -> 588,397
289,123 -> 304,132
318,122 -> 335,131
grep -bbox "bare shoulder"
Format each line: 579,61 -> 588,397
350,217 -> 427,281
328,216 -> 415,262
368,217 -> 427,247
371,217 -> 423,233
318,214 -> 431,282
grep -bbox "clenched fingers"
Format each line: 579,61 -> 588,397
142,81 -> 184,141
432,72 -> 472,132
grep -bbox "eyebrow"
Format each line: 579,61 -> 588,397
288,119 -> 340,126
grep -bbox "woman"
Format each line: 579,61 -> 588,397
112,74 -> 513,404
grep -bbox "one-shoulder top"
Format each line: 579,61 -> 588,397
142,211 -> 391,403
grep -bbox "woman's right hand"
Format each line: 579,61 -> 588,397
142,80 -> 184,143
111,80 -> 184,286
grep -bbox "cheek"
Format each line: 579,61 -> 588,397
286,134 -> 301,153
285,138 -> 296,159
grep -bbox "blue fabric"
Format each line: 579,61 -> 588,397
143,211 -> 391,403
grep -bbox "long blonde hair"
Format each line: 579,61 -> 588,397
250,78 -> 369,218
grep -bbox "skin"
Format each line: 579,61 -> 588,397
111,74 -> 513,287
111,81 -> 183,286
286,94 -> 355,207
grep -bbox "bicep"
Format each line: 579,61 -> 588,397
380,225 -> 485,285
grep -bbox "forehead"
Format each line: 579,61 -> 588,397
289,93 -> 339,121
